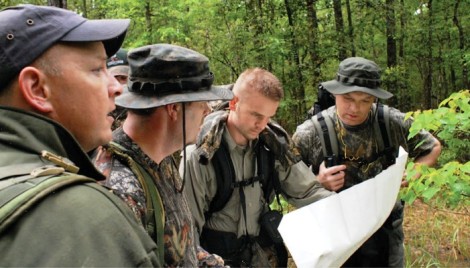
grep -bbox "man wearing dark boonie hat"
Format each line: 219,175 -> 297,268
293,57 -> 441,267
320,57 -> 393,99
92,43 -> 233,267
0,4 -> 161,266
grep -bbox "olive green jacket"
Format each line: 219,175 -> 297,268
0,106 -> 161,267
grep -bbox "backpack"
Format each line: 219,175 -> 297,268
310,103 -> 397,171
307,84 -> 336,119
204,139 -> 288,266
105,142 -> 165,264
206,139 -> 283,220
0,166 -> 95,233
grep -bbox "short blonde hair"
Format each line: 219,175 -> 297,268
233,68 -> 284,102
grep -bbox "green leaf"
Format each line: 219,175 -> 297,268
421,187 -> 440,201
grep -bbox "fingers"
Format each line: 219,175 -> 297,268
318,162 -> 347,191
325,171 -> 345,191
400,179 -> 409,188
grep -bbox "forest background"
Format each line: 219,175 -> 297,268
1,0 -> 468,266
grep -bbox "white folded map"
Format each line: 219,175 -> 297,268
278,147 -> 408,267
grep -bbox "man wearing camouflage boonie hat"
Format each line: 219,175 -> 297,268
293,57 -> 441,266
92,43 -> 233,267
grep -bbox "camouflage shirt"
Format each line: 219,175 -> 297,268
93,128 -> 198,267
293,105 -> 437,190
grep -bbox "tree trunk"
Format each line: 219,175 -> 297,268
332,0 -> 347,60
345,0 -> 355,57
306,0 -> 322,88
453,0 -> 469,89
284,0 -> 306,129
423,0 -> 433,109
386,0 -> 397,67
385,0 -> 398,107
48,0 -> 66,8
398,0 -> 405,59
81,0 -> 87,18
144,1 -> 152,43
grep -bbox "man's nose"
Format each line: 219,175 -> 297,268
108,73 -> 123,97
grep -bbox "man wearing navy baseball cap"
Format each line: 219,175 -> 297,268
107,48 -> 130,129
0,4 -> 161,266
107,48 -> 130,85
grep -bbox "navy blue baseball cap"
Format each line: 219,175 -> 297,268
0,4 -> 130,88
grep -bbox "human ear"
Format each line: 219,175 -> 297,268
17,67 -> 53,113
229,96 -> 239,111
166,103 -> 181,121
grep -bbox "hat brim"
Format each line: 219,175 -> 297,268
61,19 -> 130,57
115,84 -> 234,109
321,80 -> 393,99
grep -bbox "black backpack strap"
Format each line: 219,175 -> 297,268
312,111 -> 338,158
377,104 -> 397,166
256,142 -> 285,208
208,139 -> 281,218
207,139 -> 236,220
256,142 -> 273,203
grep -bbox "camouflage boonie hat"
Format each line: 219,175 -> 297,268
321,57 -> 393,99
115,44 -> 234,109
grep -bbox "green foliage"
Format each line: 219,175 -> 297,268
269,196 -> 289,213
381,64 -> 413,109
401,90 -> 470,208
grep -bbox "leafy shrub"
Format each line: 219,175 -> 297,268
400,90 -> 470,209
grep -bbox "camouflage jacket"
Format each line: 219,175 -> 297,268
92,128 -> 198,267
293,105 -> 437,190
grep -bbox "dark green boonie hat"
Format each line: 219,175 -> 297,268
116,44 -> 234,109
321,57 -> 393,99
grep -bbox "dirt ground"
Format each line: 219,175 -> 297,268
403,199 -> 470,267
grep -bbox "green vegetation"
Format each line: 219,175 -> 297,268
402,90 -> 470,209
401,90 -> 469,267
1,0 -> 468,266
1,0 -> 468,132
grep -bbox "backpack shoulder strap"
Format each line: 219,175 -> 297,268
106,142 -> 165,263
376,104 -> 397,166
209,139 -> 282,219
373,104 -> 385,152
311,110 -> 338,157
377,104 -> 391,149
0,167 -> 94,234
256,142 -> 285,206
207,139 -> 236,219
